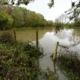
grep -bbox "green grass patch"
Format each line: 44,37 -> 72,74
0,40 -> 42,80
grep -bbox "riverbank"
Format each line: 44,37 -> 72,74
0,32 -> 43,79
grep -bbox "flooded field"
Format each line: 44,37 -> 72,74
1,28 -> 80,80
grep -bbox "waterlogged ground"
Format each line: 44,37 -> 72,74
39,28 -> 80,80
14,28 -> 80,80
39,29 -> 74,80
1,28 -> 80,80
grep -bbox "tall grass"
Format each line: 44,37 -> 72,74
57,54 -> 80,80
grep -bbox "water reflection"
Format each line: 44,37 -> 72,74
39,29 -> 74,55
39,29 -> 80,80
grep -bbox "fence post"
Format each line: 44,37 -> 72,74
13,29 -> 16,42
36,29 -> 39,49
53,42 -> 59,73
53,42 -> 59,61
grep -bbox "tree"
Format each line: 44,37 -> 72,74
67,0 -> 80,22
0,0 -> 8,5
0,11 -> 13,30
0,0 -> 54,7
11,7 -> 25,27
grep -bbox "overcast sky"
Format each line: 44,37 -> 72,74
23,0 -> 77,21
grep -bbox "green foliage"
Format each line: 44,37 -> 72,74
0,11 -> 13,30
58,54 -> 80,80
0,30 -> 43,80
54,21 -> 63,33
0,0 -> 8,4
0,6 -> 54,29
46,69 -> 58,80
74,19 -> 80,28
64,23 -> 72,29
0,41 -> 42,80
11,7 -> 25,28
0,32 -> 15,44
11,7 -> 51,28
67,19 -> 80,28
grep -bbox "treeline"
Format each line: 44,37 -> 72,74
63,21 -> 80,29
0,5 -> 54,30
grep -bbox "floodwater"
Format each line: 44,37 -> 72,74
15,28 -> 80,80
39,29 -> 74,70
2,28 -> 80,80
38,29 -> 73,80
39,29 -> 80,80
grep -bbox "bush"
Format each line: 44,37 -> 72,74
0,32 -> 15,44
0,42 -> 42,80
58,54 -> 80,80
0,11 -> 13,30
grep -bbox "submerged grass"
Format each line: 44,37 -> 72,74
0,32 -> 43,80
57,54 -> 80,80
0,31 -> 59,80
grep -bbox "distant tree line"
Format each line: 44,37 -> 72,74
0,5 -> 54,30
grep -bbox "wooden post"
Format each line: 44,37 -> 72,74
53,42 -> 59,73
13,29 -> 16,42
53,42 -> 59,61
36,29 -> 39,49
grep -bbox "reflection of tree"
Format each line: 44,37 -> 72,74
54,21 -> 63,33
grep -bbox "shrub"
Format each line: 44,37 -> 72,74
58,54 -> 80,80
0,42 -> 42,80
0,32 -> 15,44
